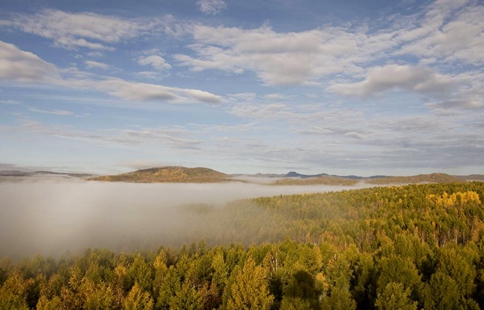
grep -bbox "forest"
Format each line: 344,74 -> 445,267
1,182 -> 484,309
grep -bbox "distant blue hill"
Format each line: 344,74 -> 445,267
284,171 -> 389,180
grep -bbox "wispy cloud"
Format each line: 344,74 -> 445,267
328,65 -> 452,98
175,26 -> 332,85
84,60 -> 109,69
264,93 -> 287,100
29,108 -> 74,116
395,0 -> 484,65
174,0 -> 484,97
91,78 -> 223,104
428,99 -> 484,110
135,71 -> 159,79
1,40 -> 223,105
1,9 -> 177,50
0,41 -> 58,82
120,160 -> 179,170
295,126 -> 367,140
0,100 -> 20,105
4,119 -> 202,149
137,55 -> 171,71
197,0 -> 227,14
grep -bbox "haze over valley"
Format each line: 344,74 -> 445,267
0,175 -> 375,258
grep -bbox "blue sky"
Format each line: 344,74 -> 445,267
1,0 -> 484,176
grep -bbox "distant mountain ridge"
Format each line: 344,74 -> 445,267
283,171 -> 388,180
285,171 -> 328,178
239,171 -> 483,185
35,165 -> 484,185
274,176 -> 358,186
0,170 -> 92,178
366,173 -> 463,184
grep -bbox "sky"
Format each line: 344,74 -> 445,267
0,0 -> 484,176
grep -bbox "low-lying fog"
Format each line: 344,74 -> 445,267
0,178 -> 372,258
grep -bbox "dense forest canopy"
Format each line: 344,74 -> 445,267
1,182 -> 484,309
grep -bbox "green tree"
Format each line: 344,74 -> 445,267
375,282 -> 417,310
123,283 -> 154,310
435,246 -> 476,297
423,272 -> 460,310
129,254 -> 152,293
80,278 -> 115,310
320,278 -> 356,310
157,267 -> 180,309
36,295 -> 62,310
0,270 -> 31,310
281,270 -> 320,310
168,281 -> 202,310
376,255 -> 421,301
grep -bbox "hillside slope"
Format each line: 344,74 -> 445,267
366,173 -> 462,184
90,166 -> 229,183
273,176 -> 358,186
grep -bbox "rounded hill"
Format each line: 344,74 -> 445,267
90,166 -> 229,183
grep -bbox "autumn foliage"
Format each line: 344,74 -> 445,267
1,182 -> 484,309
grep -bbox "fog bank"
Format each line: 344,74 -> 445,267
0,180 -> 372,258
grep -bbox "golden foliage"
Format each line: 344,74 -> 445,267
427,191 -> 481,207
89,166 -> 229,183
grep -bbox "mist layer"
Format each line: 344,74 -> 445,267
0,180 -> 372,258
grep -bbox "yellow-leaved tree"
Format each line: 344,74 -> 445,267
226,257 -> 274,310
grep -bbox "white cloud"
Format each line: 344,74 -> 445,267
232,103 -> 289,119
1,41 -> 223,106
70,75 -> 223,105
92,78 -> 223,104
0,41 -> 58,82
384,115 -> 446,133
136,71 -> 159,79
8,119 -> 202,149
175,24 -> 397,85
183,89 -> 224,104
228,92 -> 257,102
173,0 -> 484,89
394,0 -> 484,64
29,108 -> 74,116
295,126 -> 367,140
2,10 -> 176,50
343,132 -> 366,140
176,26 -> 323,85
328,65 -> 452,97
121,160 -> 178,170
84,60 -> 109,69
87,51 -> 103,58
197,0 -> 227,14
197,122 -> 258,133
94,78 -> 183,102
0,100 -> 20,105
137,55 -> 171,71
264,93 -> 286,100
295,127 -> 334,135
230,101 -> 364,127
433,99 -> 484,110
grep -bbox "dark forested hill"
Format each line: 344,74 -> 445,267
273,175 -> 358,186
2,182 -> 484,309
89,166 -> 230,183
366,172 -> 463,184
